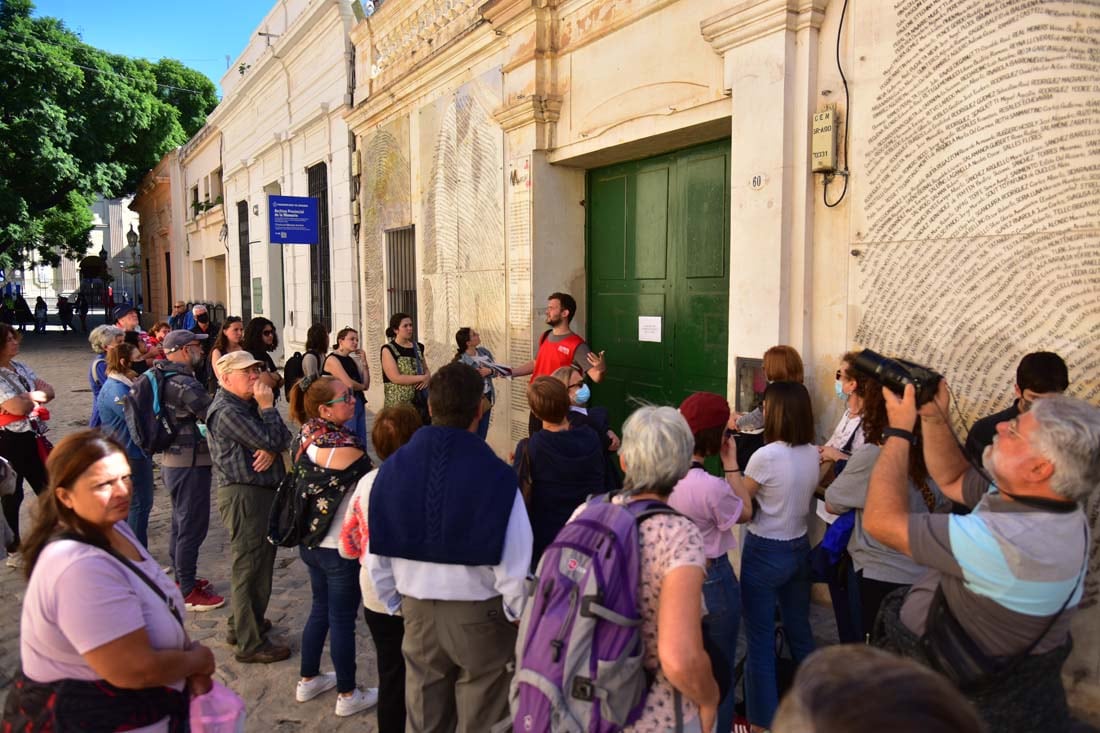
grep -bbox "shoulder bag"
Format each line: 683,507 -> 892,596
2,533 -> 189,732
919,522 -> 1087,690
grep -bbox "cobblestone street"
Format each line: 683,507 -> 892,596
0,328 -> 384,732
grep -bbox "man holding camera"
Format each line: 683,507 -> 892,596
864,379 -> 1097,732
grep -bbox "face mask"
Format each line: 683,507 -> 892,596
575,384 -> 591,405
835,380 -> 847,400
195,313 -> 209,324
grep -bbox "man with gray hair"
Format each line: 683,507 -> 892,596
864,380 -> 1098,732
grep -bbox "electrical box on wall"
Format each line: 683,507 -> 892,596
812,105 -> 837,173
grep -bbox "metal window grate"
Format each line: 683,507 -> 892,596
236,201 -> 252,320
385,226 -> 416,323
307,162 -> 332,330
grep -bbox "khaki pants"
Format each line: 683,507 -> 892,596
402,595 -> 517,733
217,482 -> 277,655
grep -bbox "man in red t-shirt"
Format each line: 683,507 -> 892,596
512,292 -> 607,433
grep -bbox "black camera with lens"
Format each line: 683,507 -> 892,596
851,349 -> 943,407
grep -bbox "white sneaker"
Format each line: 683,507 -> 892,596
334,687 -> 378,717
5,552 -> 20,569
296,672 -> 337,702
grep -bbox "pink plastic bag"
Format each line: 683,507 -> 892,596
190,681 -> 246,733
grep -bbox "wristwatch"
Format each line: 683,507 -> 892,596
882,427 -> 917,445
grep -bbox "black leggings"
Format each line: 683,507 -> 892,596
856,569 -> 909,638
0,429 -> 48,550
363,606 -> 406,733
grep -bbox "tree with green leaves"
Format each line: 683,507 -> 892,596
0,0 -> 218,265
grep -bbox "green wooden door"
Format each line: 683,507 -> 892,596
587,140 -> 730,432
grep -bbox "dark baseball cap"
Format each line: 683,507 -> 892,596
163,329 -> 207,352
112,305 -> 138,322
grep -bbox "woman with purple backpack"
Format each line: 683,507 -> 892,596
607,406 -> 719,732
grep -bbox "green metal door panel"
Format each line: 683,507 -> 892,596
681,154 -> 728,279
633,167 -> 670,281
590,292 -> 667,366
587,140 -> 730,433
674,147 -> 730,397
589,174 -> 628,280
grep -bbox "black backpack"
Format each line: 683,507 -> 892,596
122,369 -> 179,456
283,351 -> 304,400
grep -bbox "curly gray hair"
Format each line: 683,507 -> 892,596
88,325 -> 124,354
1029,395 -> 1100,502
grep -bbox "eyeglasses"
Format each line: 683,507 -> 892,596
324,393 -> 353,405
262,329 -> 275,336
1004,418 -> 1023,440
232,366 -> 263,375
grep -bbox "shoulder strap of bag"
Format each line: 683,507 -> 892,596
1009,521 -> 1088,660
54,532 -> 184,629
840,421 -> 859,453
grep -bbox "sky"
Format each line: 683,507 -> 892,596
32,0 -> 278,95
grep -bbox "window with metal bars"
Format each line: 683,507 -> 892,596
307,162 -> 332,330
164,253 -> 173,311
236,201 -> 252,320
385,226 -> 416,323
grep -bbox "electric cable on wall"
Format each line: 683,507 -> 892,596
824,0 -> 851,208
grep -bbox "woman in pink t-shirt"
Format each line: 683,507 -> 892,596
670,392 -> 754,733
11,430 -> 216,733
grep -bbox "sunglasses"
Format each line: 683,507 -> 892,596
835,369 -> 843,380
262,329 -> 275,336
324,393 -> 354,405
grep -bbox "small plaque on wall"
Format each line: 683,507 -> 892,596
251,278 -> 263,314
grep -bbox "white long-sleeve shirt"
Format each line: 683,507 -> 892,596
367,490 -> 533,621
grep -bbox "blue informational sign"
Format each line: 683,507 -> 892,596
268,195 -> 318,244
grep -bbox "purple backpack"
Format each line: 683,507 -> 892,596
506,494 -> 678,733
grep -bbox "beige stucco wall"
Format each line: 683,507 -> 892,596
211,0 -> 359,356
347,0 -> 1100,714
180,125 -> 227,309
131,154 -> 182,323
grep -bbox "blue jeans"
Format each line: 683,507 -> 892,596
476,405 -> 492,440
126,454 -> 155,548
299,546 -> 362,693
740,533 -> 816,728
702,554 -> 740,733
164,465 -> 212,596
